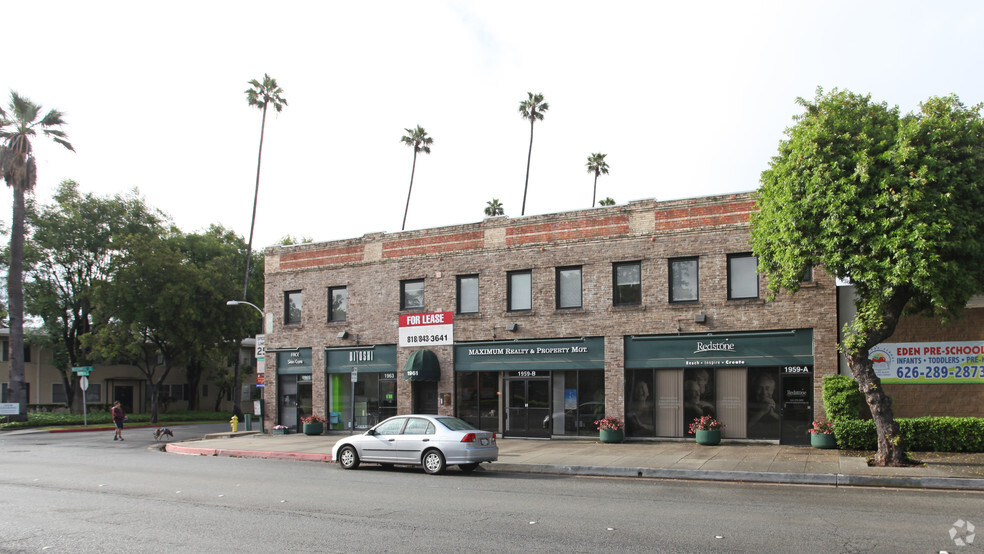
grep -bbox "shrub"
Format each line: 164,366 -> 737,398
834,417 -> 984,452
821,375 -> 866,422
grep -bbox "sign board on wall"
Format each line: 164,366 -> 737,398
869,341 -> 984,383
399,311 -> 453,347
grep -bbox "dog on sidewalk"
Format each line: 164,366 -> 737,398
154,427 -> 174,441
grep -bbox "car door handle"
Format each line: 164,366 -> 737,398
422,439 -> 429,442
388,438 -> 395,442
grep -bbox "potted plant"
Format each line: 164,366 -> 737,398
595,417 -> 624,443
690,416 -> 725,445
272,424 -> 288,435
301,415 -> 326,436
808,418 -> 837,449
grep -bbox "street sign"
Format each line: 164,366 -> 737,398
351,369 -> 358,383
255,334 -> 266,359
72,366 -> 93,375
79,376 -> 89,391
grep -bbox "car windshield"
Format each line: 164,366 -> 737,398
435,417 -> 478,431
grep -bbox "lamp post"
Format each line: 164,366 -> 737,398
226,300 -> 265,421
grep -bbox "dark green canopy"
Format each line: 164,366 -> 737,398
404,349 -> 440,382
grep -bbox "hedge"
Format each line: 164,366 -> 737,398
834,417 -> 984,452
821,374 -> 866,422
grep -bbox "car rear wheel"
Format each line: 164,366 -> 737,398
458,463 -> 479,473
422,449 -> 446,474
338,446 -> 360,469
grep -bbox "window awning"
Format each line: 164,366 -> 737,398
404,349 -> 440,382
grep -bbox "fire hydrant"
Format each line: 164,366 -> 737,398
230,415 -> 239,433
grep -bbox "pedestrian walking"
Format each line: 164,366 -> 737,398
112,401 -> 126,441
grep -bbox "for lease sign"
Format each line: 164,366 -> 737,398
399,311 -> 453,347
869,340 -> 984,384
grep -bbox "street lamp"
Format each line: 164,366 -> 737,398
226,299 -> 266,422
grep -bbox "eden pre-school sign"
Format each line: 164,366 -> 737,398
399,311 -> 453,347
869,340 -> 984,384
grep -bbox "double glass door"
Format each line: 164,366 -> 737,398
505,379 -> 550,438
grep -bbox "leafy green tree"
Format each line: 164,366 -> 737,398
0,91 -> 73,420
279,234 -> 313,246
484,198 -> 504,217
599,197 -> 616,206
518,92 -> 549,216
25,180 -> 164,411
243,74 -> 287,299
400,125 -> 433,231
751,88 -> 984,466
586,153 -> 609,207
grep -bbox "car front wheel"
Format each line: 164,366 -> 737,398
338,445 -> 360,469
422,449 -> 446,475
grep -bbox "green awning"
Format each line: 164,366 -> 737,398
404,349 -> 440,381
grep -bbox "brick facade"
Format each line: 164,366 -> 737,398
262,194 -> 840,441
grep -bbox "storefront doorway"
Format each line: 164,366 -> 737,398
780,372 -> 813,445
504,378 -> 550,438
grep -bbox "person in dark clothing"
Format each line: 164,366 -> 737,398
112,401 -> 126,441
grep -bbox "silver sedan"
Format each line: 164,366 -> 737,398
331,414 -> 498,474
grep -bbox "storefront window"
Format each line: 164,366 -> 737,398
747,368 -> 780,439
684,368 -> 716,435
625,371 -> 656,437
456,371 -> 498,432
331,372 -> 397,429
552,370 -> 605,436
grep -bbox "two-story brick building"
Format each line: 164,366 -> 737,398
261,193 -> 840,444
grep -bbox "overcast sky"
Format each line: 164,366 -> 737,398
2,1 -> 982,249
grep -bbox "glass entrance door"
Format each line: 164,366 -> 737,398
504,379 -> 550,438
780,373 -> 812,445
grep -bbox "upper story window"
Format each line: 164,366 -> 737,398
328,286 -> 347,322
1,341 -> 30,362
669,257 -> 699,302
507,270 -> 532,311
801,266 -> 813,283
556,266 -> 582,309
613,261 -> 642,306
401,279 -> 425,311
284,290 -> 303,324
457,275 -> 479,314
728,253 -> 759,299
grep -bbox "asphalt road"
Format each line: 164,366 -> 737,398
1,425 -> 982,552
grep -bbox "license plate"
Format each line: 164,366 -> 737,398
480,438 -> 489,446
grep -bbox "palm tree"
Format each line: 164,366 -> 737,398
518,92 -> 549,216
586,153 -> 610,207
400,125 -> 433,231
0,91 -> 73,421
243,74 -> 287,299
484,198 -> 504,217
599,197 -> 616,206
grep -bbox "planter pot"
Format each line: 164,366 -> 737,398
272,428 -> 288,435
811,432 -> 837,449
599,428 -> 624,443
303,422 -> 324,436
695,429 -> 721,446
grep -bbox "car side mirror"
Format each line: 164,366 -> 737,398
365,429 -> 375,436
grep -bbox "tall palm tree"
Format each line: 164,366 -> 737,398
400,125 -> 433,231
484,198 -> 504,217
518,92 -> 549,216
586,152 -> 609,207
0,91 -> 73,421
243,74 -> 287,299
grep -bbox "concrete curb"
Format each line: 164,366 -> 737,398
161,444 -> 984,491
487,463 -> 984,490
165,443 -> 333,463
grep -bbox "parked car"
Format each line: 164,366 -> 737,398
331,414 -> 498,474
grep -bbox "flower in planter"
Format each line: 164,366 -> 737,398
808,418 -> 834,435
273,425 -> 288,430
594,417 -> 624,431
689,415 -> 725,433
301,415 -> 327,425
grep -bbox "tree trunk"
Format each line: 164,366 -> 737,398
402,150 -> 418,231
7,185 -> 28,421
844,290 -> 912,466
521,120 -> 534,216
592,172 -> 598,207
243,102 -> 268,300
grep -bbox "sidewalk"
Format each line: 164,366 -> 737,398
164,431 -> 984,491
